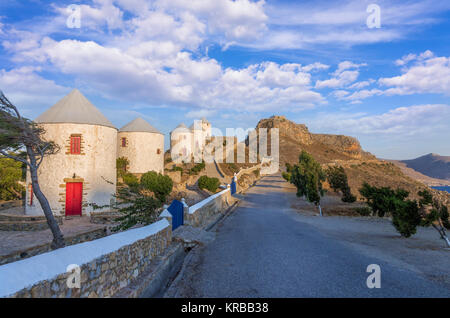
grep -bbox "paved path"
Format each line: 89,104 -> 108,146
165,175 -> 450,298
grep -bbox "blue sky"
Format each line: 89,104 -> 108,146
0,0 -> 449,159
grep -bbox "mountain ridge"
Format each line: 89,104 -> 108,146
400,153 -> 450,181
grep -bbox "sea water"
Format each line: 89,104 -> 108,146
431,186 -> 450,193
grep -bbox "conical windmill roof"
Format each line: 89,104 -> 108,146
119,117 -> 162,134
35,89 -> 115,129
172,123 -> 191,133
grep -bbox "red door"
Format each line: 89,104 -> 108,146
66,182 -> 82,216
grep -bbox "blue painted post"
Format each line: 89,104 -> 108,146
231,173 -> 237,194
167,200 -> 184,230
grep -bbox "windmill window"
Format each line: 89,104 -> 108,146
70,135 -> 81,154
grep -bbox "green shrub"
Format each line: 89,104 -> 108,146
227,163 -> 239,174
122,173 -> 139,188
189,162 -> 205,175
354,206 -> 372,216
282,172 -> 291,182
140,171 -> 173,202
108,188 -> 162,232
171,165 -> 183,175
198,175 -> 220,192
285,163 -> 293,173
116,157 -> 129,179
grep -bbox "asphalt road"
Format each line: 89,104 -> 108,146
165,175 -> 450,298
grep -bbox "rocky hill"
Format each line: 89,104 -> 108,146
256,116 -> 449,206
400,153 -> 450,181
256,116 -> 375,166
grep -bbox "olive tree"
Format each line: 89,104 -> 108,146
290,151 -> 326,216
0,92 -> 65,248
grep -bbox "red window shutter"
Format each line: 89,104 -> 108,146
122,138 -> 127,147
157,148 -> 161,154
70,136 -> 81,154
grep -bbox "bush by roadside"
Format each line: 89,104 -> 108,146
198,175 -> 220,193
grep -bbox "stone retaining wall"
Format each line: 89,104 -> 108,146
90,212 -> 122,224
0,227 -> 107,266
0,200 -> 22,211
0,219 -> 171,298
235,164 -> 261,179
185,188 -> 236,227
0,214 -> 63,231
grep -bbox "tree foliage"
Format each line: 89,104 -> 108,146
326,166 -> 356,203
91,187 -> 163,232
359,184 -> 450,244
290,151 -> 325,206
391,199 -> 421,238
140,171 -> 173,202
0,157 -> 24,200
359,182 -> 409,217
112,189 -> 162,232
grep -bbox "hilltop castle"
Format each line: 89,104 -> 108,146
170,118 -> 211,162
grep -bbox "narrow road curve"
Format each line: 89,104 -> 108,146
165,175 -> 450,297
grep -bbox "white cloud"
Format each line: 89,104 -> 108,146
0,66 -> 69,114
3,1 -> 449,117
341,88 -> 383,102
331,51 -> 450,104
301,62 -> 330,72
316,70 -> 359,89
54,0 -> 124,31
394,50 -> 434,66
332,90 -> 350,99
155,0 -> 268,42
186,109 -> 217,119
208,62 -> 325,111
308,103 -> 450,158
254,0 -> 450,49
380,52 -> 450,95
315,60 -> 366,89
310,104 -> 450,136
348,79 -> 374,89
333,61 -> 367,76
16,37 -> 323,112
